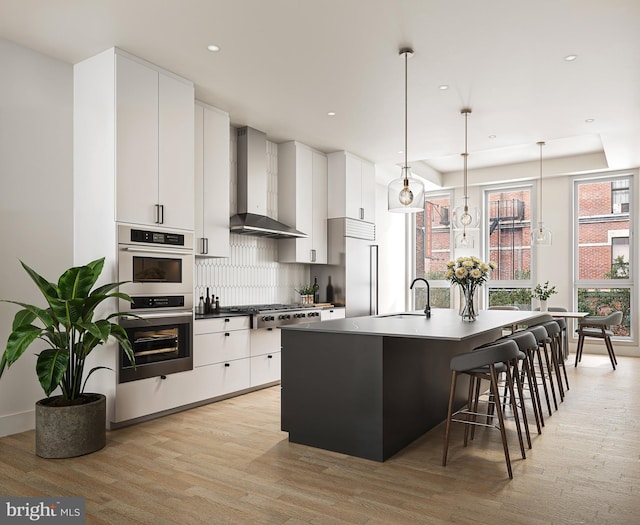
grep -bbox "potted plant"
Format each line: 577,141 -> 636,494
532,281 -> 557,311
295,284 -> 315,305
0,258 -> 135,458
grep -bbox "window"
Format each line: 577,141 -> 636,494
575,175 -> 633,339
611,179 -> 629,214
485,185 -> 533,308
414,192 -> 452,309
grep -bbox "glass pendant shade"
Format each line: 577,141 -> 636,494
388,47 -> 424,213
531,222 -> 552,245
388,167 -> 425,213
455,230 -> 475,248
532,141 -> 552,245
453,200 -> 480,229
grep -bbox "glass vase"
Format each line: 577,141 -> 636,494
459,285 -> 478,322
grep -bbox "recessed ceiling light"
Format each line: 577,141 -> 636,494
488,134 -> 496,139
207,44 -> 220,52
327,112 -> 336,116
585,118 -> 595,123
564,54 -> 578,61
438,85 -> 449,90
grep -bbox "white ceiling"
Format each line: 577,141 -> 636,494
2,0 -> 639,184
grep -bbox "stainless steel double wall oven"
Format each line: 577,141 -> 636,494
117,225 -> 194,383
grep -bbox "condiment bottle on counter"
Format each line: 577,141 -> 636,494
326,276 -> 334,303
214,296 -> 220,313
198,296 -> 205,315
312,277 -> 319,304
205,288 -> 211,314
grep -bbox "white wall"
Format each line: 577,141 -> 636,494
0,39 -> 73,436
375,181 -> 407,314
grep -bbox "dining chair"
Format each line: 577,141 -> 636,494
575,311 -> 623,370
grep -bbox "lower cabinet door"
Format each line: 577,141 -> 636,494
114,359 -> 251,423
250,351 -> 281,387
210,358 -> 251,397
115,368 -> 211,423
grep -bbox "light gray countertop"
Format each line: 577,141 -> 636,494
281,309 -> 550,341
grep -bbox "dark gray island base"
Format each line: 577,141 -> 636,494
281,309 -> 547,462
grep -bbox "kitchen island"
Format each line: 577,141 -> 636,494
280,309 -> 548,461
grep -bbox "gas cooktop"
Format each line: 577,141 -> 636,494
220,303 -> 318,314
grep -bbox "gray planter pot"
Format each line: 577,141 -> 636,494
35,393 -> 106,458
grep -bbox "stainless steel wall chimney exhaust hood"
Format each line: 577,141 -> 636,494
230,126 -> 307,239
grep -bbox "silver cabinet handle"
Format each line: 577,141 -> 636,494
359,207 -> 364,220
155,204 -> 164,224
201,237 -> 208,255
311,249 -> 316,263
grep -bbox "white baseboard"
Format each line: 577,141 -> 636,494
0,409 -> 35,438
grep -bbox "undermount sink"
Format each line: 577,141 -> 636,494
377,313 -> 426,319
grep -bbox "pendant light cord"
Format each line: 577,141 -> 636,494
537,141 -> 545,226
403,49 -> 408,175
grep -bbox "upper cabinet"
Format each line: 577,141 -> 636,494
278,142 -> 328,264
115,52 -> 194,231
327,151 -> 375,223
194,102 -> 230,257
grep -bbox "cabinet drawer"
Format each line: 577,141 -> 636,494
114,368 -> 210,423
250,327 -> 281,357
209,358 -> 251,397
250,352 -> 281,387
194,316 -> 250,335
194,330 -> 250,367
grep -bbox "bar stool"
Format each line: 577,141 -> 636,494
576,311 -> 623,370
549,317 -> 570,391
539,320 -> 566,401
526,325 -> 558,416
536,306 -> 569,359
442,339 -> 524,479
548,307 -> 569,361
503,330 -> 544,435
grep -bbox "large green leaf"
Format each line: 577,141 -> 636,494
36,348 -> 69,397
92,280 -> 129,297
11,309 -> 37,331
20,261 -> 59,300
3,301 -> 54,329
57,258 -> 104,300
110,324 -> 136,367
1,325 -> 42,374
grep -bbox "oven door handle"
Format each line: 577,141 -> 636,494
122,311 -> 193,321
121,246 -> 193,256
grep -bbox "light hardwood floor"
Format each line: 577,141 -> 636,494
1,353 -> 639,524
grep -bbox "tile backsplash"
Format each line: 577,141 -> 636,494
194,129 -> 309,306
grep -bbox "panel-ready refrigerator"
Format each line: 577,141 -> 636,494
312,218 -> 378,318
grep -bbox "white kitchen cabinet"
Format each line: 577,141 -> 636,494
328,151 -> 375,223
250,327 -> 282,387
250,327 -> 281,357
250,352 -> 281,387
320,307 -> 346,321
278,142 -> 328,264
115,51 -> 194,231
113,360 -> 250,423
194,316 -> 251,367
194,102 -> 230,256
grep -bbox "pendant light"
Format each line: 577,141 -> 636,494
388,47 -> 424,213
454,108 -> 479,247
531,141 -> 552,245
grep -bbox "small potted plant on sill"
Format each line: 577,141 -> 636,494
0,258 -> 136,458
532,281 -> 557,312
